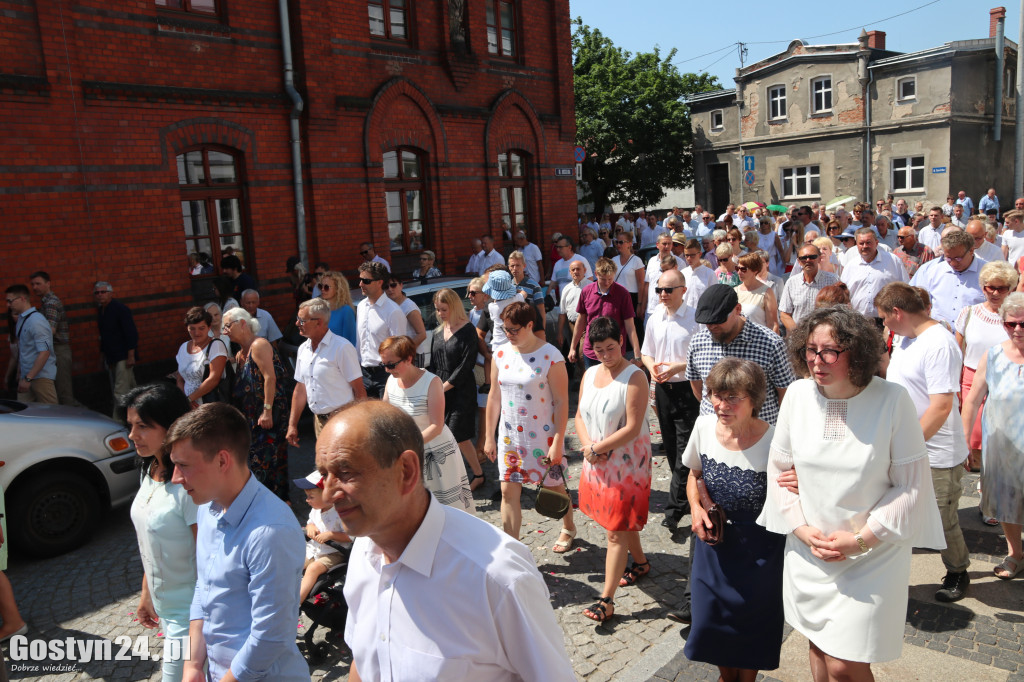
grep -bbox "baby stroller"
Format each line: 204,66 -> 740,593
300,540 -> 351,663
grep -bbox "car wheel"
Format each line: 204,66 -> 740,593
8,472 -> 101,558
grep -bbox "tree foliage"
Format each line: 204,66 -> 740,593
573,19 -> 721,212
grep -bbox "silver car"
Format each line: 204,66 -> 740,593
0,399 -> 138,558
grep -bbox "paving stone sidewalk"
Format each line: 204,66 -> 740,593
4,407 -> 1022,681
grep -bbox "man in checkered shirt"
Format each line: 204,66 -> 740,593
779,243 -> 840,332
684,284 -> 796,425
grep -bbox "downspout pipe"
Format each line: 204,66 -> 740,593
279,0 -> 307,267
858,36 -> 872,202
995,12 -> 1005,141
1015,0 -> 1024,197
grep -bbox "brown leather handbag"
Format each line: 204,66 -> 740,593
695,473 -> 727,546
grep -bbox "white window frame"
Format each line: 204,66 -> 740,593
781,165 -> 820,199
896,77 -> 916,102
811,76 -> 832,113
768,85 -> 787,120
710,109 -> 724,131
890,155 -> 925,192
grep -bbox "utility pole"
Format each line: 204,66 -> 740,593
737,42 -> 747,205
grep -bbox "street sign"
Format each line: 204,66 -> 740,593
574,146 -> 586,163
932,166 -> 947,174
576,163 -> 583,181
744,170 -> 755,185
555,167 -> 574,177
743,155 -> 755,171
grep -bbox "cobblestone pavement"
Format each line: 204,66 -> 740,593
4,408 -> 1023,681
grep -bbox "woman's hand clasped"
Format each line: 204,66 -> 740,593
794,525 -> 847,562
776,466 -> 798,494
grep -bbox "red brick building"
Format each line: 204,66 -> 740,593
1,0 -> 577,394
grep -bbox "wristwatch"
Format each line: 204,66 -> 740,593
263,403 -> 273,411
854,532 -> 869,553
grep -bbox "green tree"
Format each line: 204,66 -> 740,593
573,19 -> 720,212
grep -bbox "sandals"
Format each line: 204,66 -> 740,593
995,555 -> 1024,580
619,560 -> 651,587
583,597 -> 614,622
468,471 -> 486,491
552,527 -> 576,553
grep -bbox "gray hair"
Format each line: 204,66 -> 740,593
222,306 -> 262,335
94,281 -> 113,292
940,228 -> 974,252
421,250 -> 436,262
986,224 -> 997,240
203,301 -> 222,315
1000,292 -> 1024,320
299,297 -> 331,319
712,229 -> 727,241
240,288 -> 260,301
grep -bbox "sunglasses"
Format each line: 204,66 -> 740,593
379,360 -> 401,370
320,284 -> 333,291
654,286 -> 680,294
467,290 -> 481,296
1003,321 -> 1024,331
736,266 -> 749,273
358,277 -> 378,285
985,285 -> 1010,294
615,240 -> 629,245
798,255 -> 819,262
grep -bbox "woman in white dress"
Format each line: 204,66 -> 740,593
758,305 -> 944,680
385,278 -> 429,364
380,335 -> 474,513
173,307 -> 228,407
735,253 -> 778,334
611,234 -> 645,312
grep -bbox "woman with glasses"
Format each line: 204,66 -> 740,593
431,288 -> 486,490
682,359 -> 785,679
412,250 -> 443,279
758,306 -> 943,680
963,292 -> 1024,580
173,307 -> 228,408
735,253 -> 779,334
380,335 -> 474,512
317,271 -> 357,348
222,307 -> 291,502
483,301 -> 577,548
576,317 -> 652,623
384,278 -> 429,365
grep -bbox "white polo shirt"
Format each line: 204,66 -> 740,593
478,249 -> 506,272
356,294 -> 408,367
840,249 -> 908,317
293,330 -> 363,415
521,242 -> 544,283
641,303 -> 698,383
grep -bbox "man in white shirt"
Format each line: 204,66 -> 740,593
779,244 -> 840,331
639,216 -> 665,248
465,238 -> 484,276
909,228 -> 985,326
287,298 -> 366,444
917,207 -> 946,255
733,205 -> 757,231
679,237 -> 711,309
319,401 -> 577,682
616,211 -> 633,233
840,228 -> 908,320
877,282 -> 970,603
685,209 -> 701,233
477,235 -> 505,272
356,262 -> 408,398
641,269 -> 699,530
549,236 -> 593,303
359,242 -> 391,272
640,233 -> 685,319
874,215 -> 899,251
968,220 -> 1004,262
1002,209 -> 1024,264
240,289 -> 283,345
717,204 -> 736,223
635,210 -> 648,233
513,230 -> 544,283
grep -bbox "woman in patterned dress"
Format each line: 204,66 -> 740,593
381,335 -> 474,513
222,308 -> 291,501
483,301 -> 577,546
575,317 -> 652,622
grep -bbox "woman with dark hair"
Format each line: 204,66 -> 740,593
575,317 -> 652,622
483,301 -> 577,547
758,306 -> 944,680
122,383 -> 196,682
211,276 -> 238,313
173,307 -> 228,407
683,359 -> 784,679
222,307 -> 291,502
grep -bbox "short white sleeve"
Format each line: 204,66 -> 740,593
337,340 -> 363,383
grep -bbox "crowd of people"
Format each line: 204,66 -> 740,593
2,188 -> 1023,681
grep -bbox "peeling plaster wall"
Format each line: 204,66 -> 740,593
760,139 -> 862,205
869,128 -> 950,206
692,103 -> 740,148
871,63 -> 951,122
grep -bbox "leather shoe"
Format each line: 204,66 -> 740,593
935,571 -> 970,602
661,515 -> 679,530
667,603 -> 691,624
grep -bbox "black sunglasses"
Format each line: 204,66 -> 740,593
359,250 -> 370,256
654,286 -> 680,294
379,360 -> 401,370
359,277 -> 378,285
387,281 -> 401,288
798,255 -> 819,262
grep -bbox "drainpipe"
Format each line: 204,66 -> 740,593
1015,0 -> 1024,196
995,11 -> 1005,141
279,0 -> 307,266
858,35 -> 872,202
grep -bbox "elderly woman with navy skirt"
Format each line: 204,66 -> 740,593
683,358 -> 785,681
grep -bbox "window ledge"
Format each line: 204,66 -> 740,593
710,126 -> 725,133
157,14 -> 230,39
896,98 -> 916,104
810,111 -> 833,118
768,118 -> 789,125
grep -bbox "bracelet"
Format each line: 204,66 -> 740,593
854,532 -> 869,553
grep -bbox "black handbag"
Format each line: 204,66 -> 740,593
534,464 -> 571,519
201,338 -> 235,404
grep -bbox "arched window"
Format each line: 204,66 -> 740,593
497,150 -> 529,236
176,147 -> 249,277
383,148 -> 427,252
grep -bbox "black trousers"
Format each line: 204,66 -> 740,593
362,365 -> 388,399
655,380 -> 700,520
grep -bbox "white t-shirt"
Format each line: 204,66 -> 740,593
1003,228 -> 1024,264
887,324 -> 967,468
521,242 -> 544,283
612,254 -> 645,294
306,506 -> 349,560
644,253 -> 686,313
176,339 -> 228,398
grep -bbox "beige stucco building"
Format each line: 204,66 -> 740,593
689,13 -> 1018,214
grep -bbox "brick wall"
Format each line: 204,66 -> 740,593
1,0 -> 577,403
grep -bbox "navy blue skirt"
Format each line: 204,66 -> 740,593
684,509 -> 786,671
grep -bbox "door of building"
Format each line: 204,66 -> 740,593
707,163 -> 730,216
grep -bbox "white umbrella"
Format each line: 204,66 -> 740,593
826,195 -> 857,210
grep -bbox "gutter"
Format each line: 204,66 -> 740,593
278,0 -> 307,266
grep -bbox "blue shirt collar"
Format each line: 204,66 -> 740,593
209,472 -> 258,527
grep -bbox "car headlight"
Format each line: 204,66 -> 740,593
104,432 -> 134,456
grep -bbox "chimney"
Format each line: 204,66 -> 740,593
865,30 -> 886,50
991,7 -> 1007,38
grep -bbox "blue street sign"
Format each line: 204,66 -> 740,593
931,166 -> 947,174
743,155 -> 755,171
744,170 -> 755,185
574,146 -> 586,163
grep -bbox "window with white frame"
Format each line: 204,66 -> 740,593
710,110 -> 724,130
811,77 -> 832,113
897,77 -> 916,101
768,85 -> 786,120
890,156 -> 924,191
781,165 -> 820,198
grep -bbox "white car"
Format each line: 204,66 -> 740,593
0,399 -> 137,558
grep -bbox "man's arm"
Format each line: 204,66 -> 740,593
286,382 -> 307,447
780,311 -> 796,332
689,379 -> 703,403
181,619 -> 207,682
920,393 -> 954,442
